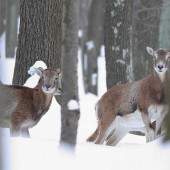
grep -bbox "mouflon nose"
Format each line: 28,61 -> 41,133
45,85 -> 51,89
158,65 -> 163,70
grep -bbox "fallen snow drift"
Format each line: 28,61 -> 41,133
9,136 -> 170,170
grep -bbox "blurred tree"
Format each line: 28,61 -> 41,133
79,0 -> 92,94
79,0 -> 92,54
13,0 -> 63,86
132,0 -> 162,81
60,0 -> 80,150
6,0 -> 20,58
164,97 -> 170,142
82,0 -> 104,95
159,0 -> 170,143
0,0 -> 7,36
158,0 -> 170,49
104,0 -> 134,90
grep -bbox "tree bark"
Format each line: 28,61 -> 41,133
132,0 -> 162,81
13,0 -> 63,86
60,0 -> 80,150
105,0 -> 133,90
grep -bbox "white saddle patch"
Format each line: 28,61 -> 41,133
148,105 -> 168,122
119,110 -> 145,128
117,104 -> 168,131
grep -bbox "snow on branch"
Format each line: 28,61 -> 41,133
67,100 -> 79,110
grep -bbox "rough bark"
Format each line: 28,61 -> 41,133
13,0 -> 63,86
5,0 -> 20,58
60,0 -> 80,150
132,0 -> 162,81
105,0 -> 133,90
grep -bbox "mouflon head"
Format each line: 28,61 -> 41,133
146,47 -> 170,74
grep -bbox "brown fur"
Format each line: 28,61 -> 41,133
0,68 -> 60,138
87,48 -> 170,145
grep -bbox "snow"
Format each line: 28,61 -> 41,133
117,22 -> 121,27
24,60 -> 47,88
116,59 -> 126,65
1,30 -> 170,170
100,45 -> 105,58
0,32 -> 15,84
122,48 -> 128,59
86,40 -> 94,50
111,10 -> 115,17
67,100 -> 79,110
78,29 -> 83,38
91,73 -> 97,86
114,27 -> 118,34
112,46 -> 120,51
0,128 -> 11,170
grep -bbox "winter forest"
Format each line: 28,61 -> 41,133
1,0 -> 170,170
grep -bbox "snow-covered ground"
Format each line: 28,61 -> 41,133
1,32 -> 170,170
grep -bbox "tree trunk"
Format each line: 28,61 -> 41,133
13,0 -> 63,86
132,0 -> 162,81
0,0 -> 7,36
79,0 -> 92,94
84,0 -> 104,95
164,92 -> 170,141
158,0 -> 170,49
105,0 -> 133,90
5,0 -> 20,58
79,0 -> 92,51
60,0 -> 80,150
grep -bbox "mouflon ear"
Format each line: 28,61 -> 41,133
34,67 -> 44,76
146,47 -> 154,56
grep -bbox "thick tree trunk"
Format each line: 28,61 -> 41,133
60,0 -> 80,150
105,0 -> 133,90
13,0 -> 63,86
132,0 -> 162,81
